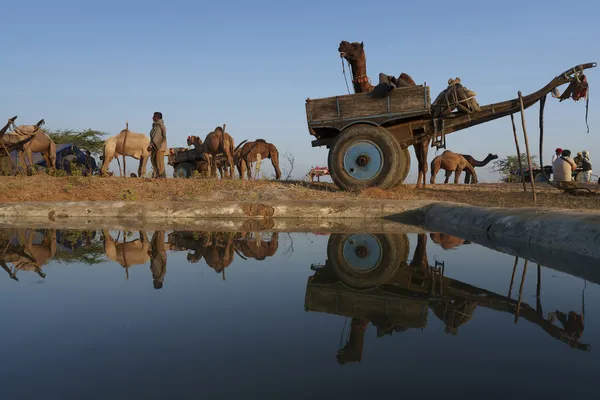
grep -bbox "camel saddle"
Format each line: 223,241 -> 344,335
431,77 -> 481,118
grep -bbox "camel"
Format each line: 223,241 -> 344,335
187,135 -> 230,178
429,232 -> 471,251
234,139 -> 281,180
307,166 -> 330,183
429,150 -> 478,184
461,153 -> 498,184
19,131 -> 57,172
188,126 -> 235,179
338,40 -> 430,188
100,129 -> 150,177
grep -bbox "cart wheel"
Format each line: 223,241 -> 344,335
575,172 -> 585,183
328,124 -> 402,191
393,147 -> 411,186
534,173 -> 548,183
173,162 -> 195,178
327,233 -> 408,288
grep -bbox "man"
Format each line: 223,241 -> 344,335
581,150 -> 592,182
148,230 -> 167,290
84,150 -> 95,176
574,151 -> 583,167
552,148 -> 562,164
147,112 -> 167,178
552,149 -> 577,183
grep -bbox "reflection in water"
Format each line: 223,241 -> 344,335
306,232 -> 590,365
1,228 -> 280,287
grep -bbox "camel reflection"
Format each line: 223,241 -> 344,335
167,231 -> 279,278
0,229 -> 56,280
306,232 -> 591,365
429,232 -> 470,250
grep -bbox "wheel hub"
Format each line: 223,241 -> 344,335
342,234 -> 382,272
343,140 -> 383,181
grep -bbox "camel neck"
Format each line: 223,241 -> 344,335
349,58 -> 370,93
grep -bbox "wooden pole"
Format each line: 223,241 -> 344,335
510,114 -> 527,192
536,264 -> 542,314
539,95 -> 547,172
518,92 -> 537,202
514,260 -> 528,323
122,121 -> 129,177
508,256 -> 519,298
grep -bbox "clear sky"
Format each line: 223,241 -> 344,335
3,0 -> 599,182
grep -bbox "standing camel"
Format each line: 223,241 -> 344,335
188,136 -> 231,179
100,129 -> 150,177
188,127 -> 235,179
461,153 -> 498,184
235,139 -> 281,180
338,40 -> 429,188
429,150 -> 478,184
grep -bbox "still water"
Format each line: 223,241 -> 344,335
0,228 -> 598,399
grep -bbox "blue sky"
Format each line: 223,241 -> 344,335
3,0 -> 599,182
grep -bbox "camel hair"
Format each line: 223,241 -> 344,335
338,40 -> 429,188
429,150 -> 478,184
461,153 -> 498,184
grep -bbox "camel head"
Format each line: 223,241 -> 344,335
338,40 -> 365,63
187,135 -> 202,147
486,153 -> 499,162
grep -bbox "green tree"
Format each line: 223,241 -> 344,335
490,153 -> 539,182
47,128 -> 107,155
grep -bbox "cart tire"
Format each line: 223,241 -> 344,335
173,162 -> 195,178
575,172 -> 585,183
327,233 -> 406,288
534,173 -> 548,183
328,124 -> 402,191
392,147 -> 411,186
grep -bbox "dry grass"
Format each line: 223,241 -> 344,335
0,175 -> 598,211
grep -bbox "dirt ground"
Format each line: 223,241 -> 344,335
0,175 -> 598,211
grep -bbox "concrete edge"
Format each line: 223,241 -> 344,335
422,203 -> 600,259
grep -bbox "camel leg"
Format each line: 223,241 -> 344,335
421,141 -> 430,188
444,170 -> 451,184
464,170 -> 471,184
271,153 -> 282,180
227,153 -> 235,179
454,168 -> 462,184
414,144 -> 423,188
246,159 -> 253,180
429,162 -> 438,185
240,159 -> 247,181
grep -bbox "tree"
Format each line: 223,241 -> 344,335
490,153 -> 539,182
46,128 -> 107,155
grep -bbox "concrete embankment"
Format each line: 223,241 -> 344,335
0,200 -> 598,261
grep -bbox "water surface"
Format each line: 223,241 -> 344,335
0,228 -> 597,399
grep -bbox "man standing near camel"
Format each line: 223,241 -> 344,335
148,111 -> 167,178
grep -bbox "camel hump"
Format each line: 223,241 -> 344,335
255,139 -> 267,143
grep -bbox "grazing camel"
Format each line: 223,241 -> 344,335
429,150 -> 478,184
187,136 -> 230,178
338,40 -> 429,188
19,131 -> 57,172
188,126 -> 235,178
234,232 -> 279,261
0,229 -> 56,280
235,139 -> 282,180
100,129 -> 150,177
461,153 -> 498,184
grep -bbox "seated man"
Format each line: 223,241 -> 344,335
553,149 -> 577,183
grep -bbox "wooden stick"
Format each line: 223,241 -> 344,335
122,121 -> 129,177
510,114 -> 527,192
515,260 -> 528,323
508,256 -> 519,298
518,92 -> 537,202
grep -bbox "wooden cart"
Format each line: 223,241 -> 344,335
305,63 -> 597,191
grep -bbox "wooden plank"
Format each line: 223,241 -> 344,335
308,86 -> 430,123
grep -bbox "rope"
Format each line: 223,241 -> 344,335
338,317 -> 349,350
341,58 -> 352,94
585,87 -> 590,133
